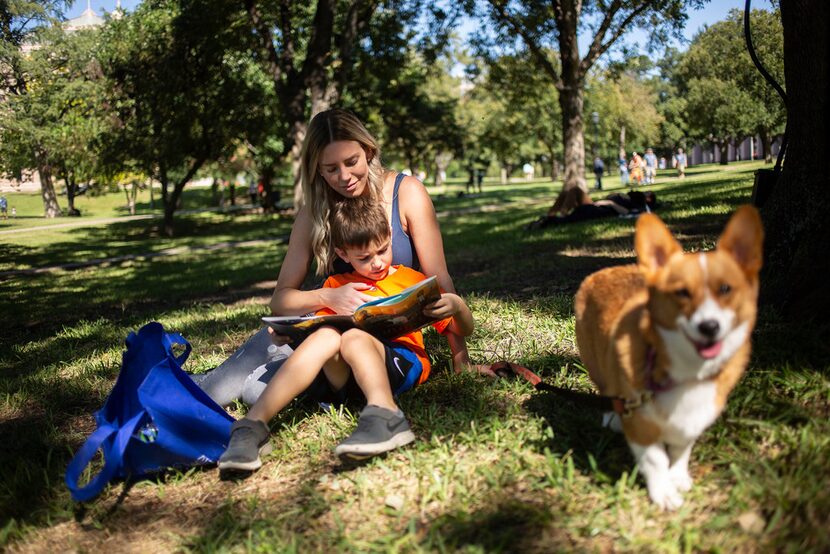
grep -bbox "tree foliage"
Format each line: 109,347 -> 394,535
470,0 -> 701,191
98,0 -> 272,234
674,8 -> 785,162
0,0 -> 71,216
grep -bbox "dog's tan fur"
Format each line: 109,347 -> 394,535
574,206 -> 763,509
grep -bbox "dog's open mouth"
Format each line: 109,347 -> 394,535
691,339 -> 722,359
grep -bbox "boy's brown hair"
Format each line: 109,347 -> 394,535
329,197 -> 390,250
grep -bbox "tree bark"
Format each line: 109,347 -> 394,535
759,128 -> 773,163
718,142 -> 729,165
161,158 -> 205,235
760,0 -> 830,324
619,125 -> 626,157
556,2 -> 586,193
37,161 -> 61,218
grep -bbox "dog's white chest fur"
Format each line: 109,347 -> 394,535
648,381 -> 721,444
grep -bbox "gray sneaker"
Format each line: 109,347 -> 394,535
218,418 -> 273,471
334,405 -> 416,461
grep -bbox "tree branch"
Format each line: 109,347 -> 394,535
580,0 -> 651,73
244,0 -> 283,85
486,0 -> 563,90
334,0 -> 378,97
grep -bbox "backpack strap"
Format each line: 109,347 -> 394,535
65,410 -> 145,502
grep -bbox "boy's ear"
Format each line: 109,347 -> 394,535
635,213 -> 682,282
334,247 -> 349,263
717,205 -> 764,278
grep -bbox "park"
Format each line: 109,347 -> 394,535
1,0 -> 828,552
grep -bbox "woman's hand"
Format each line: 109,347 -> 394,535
319,282 -> 377,314
267,326 -> 293,346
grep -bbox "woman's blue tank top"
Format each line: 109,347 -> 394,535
331,173 -> 420,275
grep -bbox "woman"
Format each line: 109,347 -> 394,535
196,109 -> 485,407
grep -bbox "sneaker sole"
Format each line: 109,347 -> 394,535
334,430 -> 416,461
217,441 -> 273,472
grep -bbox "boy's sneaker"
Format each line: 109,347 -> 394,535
218,418 -> 272,471
334,405 -> 416,461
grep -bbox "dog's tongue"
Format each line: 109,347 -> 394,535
696,340 -> 722,359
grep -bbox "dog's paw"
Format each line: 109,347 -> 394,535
669,468 -> 693,492
647,479 -> 684,511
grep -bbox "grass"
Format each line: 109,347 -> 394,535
2,160 -> 829,552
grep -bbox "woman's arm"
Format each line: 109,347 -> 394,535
270,207 -> 374,316
398,176 -> 489,374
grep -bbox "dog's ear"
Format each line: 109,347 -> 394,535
717,205 -> 764,278
636,213 -> 682,281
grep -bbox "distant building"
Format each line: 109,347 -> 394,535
5,1 -> 121,192
64,1 -> 107,31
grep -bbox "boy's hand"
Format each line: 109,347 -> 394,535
423,293 -> 463,319
425,293 -> 474,337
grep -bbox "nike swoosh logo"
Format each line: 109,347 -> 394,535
393,357 -> 405,377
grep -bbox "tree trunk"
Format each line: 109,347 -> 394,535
760,0 -> 830,324
161,158 -> 205,235
37,163 -> 61,218
260,165 -> 276,212
550,157 -> 560,182
759,128 -> 773,164
619,125 -> 626,157
718,142 -> 729,165
558,86 -> 587,192
555,0 -> 586,193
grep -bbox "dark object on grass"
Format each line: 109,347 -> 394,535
525,189 -> 657,230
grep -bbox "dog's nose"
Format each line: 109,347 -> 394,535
698,320 -> 720,339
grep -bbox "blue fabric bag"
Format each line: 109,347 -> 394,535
65,322 -> 234,502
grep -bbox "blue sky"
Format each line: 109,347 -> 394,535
66,0 -> 775,57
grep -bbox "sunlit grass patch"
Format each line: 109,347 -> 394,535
2,161 -> 828,552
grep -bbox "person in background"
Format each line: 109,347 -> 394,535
0,196 -> 7,220
629,151 -> 644,186
618,151 -> 629,186
673,148 -> 688,178
643,148 -> 657,185
592,156 -> 605,191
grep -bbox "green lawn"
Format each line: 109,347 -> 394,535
2,160 -> 828,552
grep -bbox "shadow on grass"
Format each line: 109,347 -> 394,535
424,498 -> 562,552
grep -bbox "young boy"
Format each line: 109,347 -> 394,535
218,199 -> 474,471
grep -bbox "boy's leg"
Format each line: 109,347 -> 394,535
247,327 -> 344,422
219,327 -> 344,471
333,329 -> 416,461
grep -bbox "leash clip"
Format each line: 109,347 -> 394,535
621,391 -> 653,418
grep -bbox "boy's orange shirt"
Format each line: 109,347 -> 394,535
317,265 -> 451,384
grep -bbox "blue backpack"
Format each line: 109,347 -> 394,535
65,322 -> 234,502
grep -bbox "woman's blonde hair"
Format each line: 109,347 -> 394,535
300,109 -> 385,275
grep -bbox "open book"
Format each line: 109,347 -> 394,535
262,276 -> 442,344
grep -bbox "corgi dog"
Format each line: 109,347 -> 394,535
574,206 -> 763,510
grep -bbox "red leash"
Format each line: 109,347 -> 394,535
490,361 -> 627,415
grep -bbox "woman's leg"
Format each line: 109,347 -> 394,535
194,327 -> 291,407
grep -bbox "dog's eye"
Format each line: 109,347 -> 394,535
675,288 -> 691,299
718,283 -> 732,295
